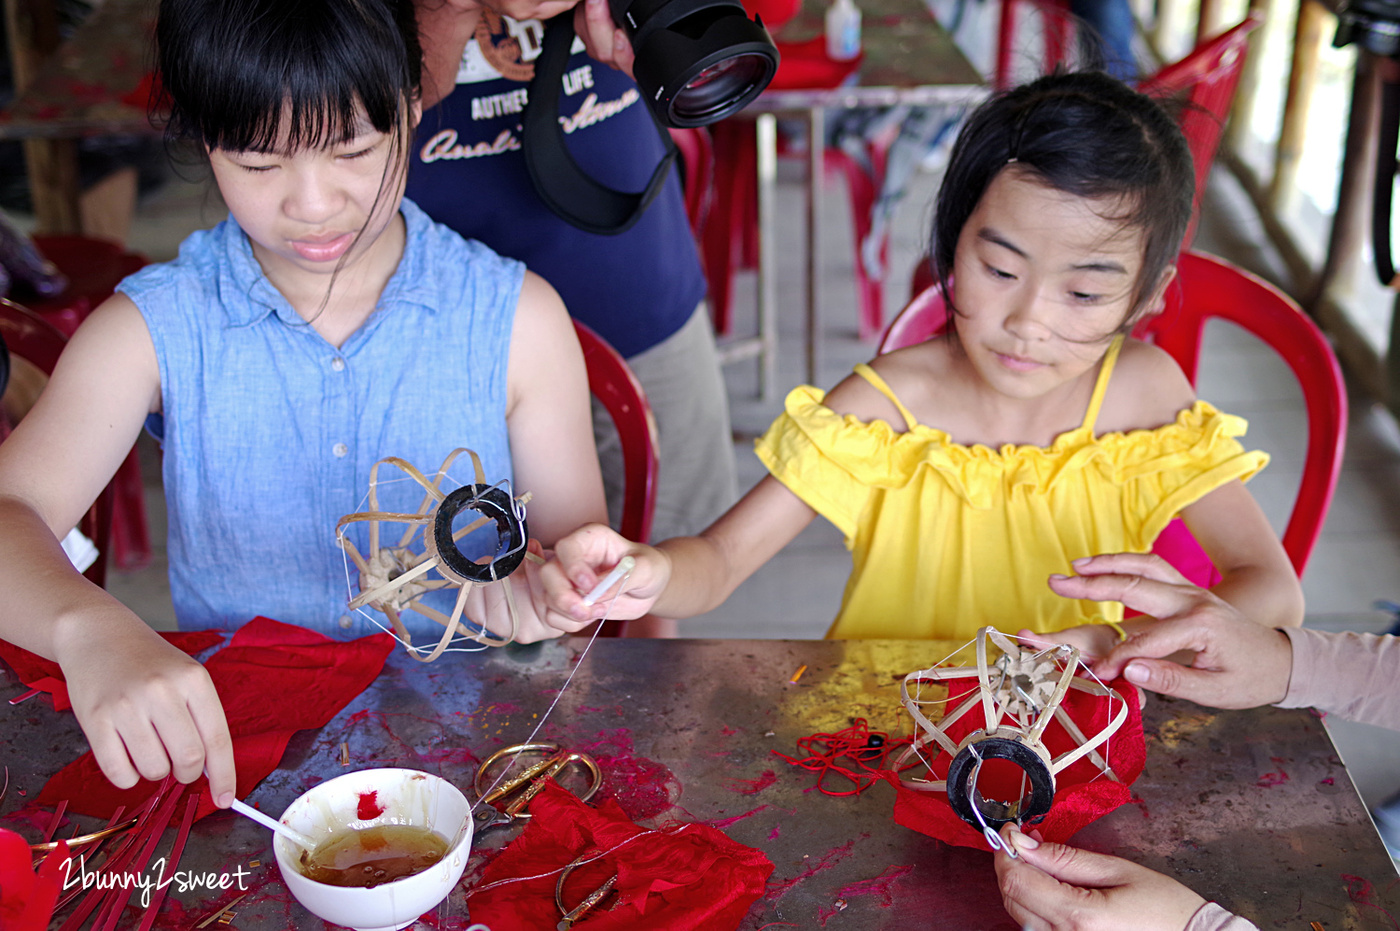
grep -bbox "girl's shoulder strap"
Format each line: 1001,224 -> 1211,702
1081,334 -> 1126,432
853,362 -> 920,431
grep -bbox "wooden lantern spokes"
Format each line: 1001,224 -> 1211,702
896,627 -> 1129,832
335,447 -> 535,663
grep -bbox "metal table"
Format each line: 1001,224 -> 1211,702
3,636 -> 1397,928
718,0 -> 985,398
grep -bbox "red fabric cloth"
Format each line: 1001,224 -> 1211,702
34,616 -> 394,822
470,782 -> 773,931
0,630 -> 223,712
0,829 -> 67,931
769,36 -> 863,90
878,674 -> 1146,850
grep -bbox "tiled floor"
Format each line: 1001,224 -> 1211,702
92,151 -> 1400,813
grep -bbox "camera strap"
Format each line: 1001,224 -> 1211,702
522,13 -> 678,235
1375,60 -> 1400,288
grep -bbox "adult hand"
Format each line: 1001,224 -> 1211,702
541,523 -> 668,621
995,825 -> 1207,931
574,0 -> 636,78
1050,553 -> 1293,710
52,610 -> 236,807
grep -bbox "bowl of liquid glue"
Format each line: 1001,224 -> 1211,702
272,768 -> 473,931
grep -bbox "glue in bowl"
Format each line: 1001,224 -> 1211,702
271,768 -> 473,931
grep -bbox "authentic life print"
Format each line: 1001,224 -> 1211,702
418,11 -> 641,164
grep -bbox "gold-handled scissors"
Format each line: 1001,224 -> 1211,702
473,742 -> 603,832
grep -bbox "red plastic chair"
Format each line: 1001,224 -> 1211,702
1140,251 -> 1346,576
995,0 -> 1075,90
1138,14 -> 1261,247
879,250 -> 1348,578
573,320 -> 659,546
14,235 -> 153,573
0,298 -> 117,588
703,120 -> 897,343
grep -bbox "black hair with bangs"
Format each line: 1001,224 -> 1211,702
930,71 -> 1194,330
157,0 -> 422,154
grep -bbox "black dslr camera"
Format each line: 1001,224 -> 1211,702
1334,0 -> 1400,57
613,0 -> 780,127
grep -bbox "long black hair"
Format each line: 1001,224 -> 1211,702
931,71 -> 1194,328
157,0 -> 422,154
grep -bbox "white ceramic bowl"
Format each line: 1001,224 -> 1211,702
272,768 -> 473,931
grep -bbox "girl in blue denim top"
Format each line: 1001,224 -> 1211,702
0,0 -> 604,811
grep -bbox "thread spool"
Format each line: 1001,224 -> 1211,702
426,484 -> 529,585
944,733 -> 1055,831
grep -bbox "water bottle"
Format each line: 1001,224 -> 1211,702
825,0 -> 861,61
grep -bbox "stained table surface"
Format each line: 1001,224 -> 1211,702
4,636 -> 1398,929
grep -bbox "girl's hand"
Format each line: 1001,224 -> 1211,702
51,612 -> 236,808
542,523 -> 669,621
1015,622 -> 1122,662
465,540 -> 600,643
574,0 -> 636,78
995,825 -> 1207,931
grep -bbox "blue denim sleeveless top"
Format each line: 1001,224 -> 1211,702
120,199 -> 524,637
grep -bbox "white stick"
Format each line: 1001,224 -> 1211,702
228,797 -> 318,851
581,556 -> 636,607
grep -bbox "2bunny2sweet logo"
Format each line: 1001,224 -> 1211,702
60,855 -> 251,909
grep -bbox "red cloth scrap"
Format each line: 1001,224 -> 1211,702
876,674 -> 1146,850
34,616 -> 394,822
469,782 -> 773,931
0,630 -> 223,712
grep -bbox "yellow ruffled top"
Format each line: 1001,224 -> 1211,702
755,338 -> 1269,640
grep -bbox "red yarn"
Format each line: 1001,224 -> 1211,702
771,718 -> 917,797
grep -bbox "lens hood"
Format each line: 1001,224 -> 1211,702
613,0 -> 778,126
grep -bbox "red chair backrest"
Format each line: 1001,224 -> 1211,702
24,235 -> 149,337
0,297 -> 114,587
1139,15 -> 1261,246
878,282 -> 950,353
1141,251 -> 1346,575
879,250 -> 1347,577
573,320 -> 659,545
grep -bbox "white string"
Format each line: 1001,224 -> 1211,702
964,742 -> 1017,858
466,823 -> 696,897
467,578 -> 629,817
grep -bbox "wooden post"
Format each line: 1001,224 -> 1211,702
3,0 -> 83,234
1312,50 -> 1381,312
1196,0 -> 1223,46
1152,0 -> 1190,60
1224,0 -> 1274,155
1269,0 -> 1328,216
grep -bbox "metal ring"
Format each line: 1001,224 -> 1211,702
431,484 -> 528,584
554,851 -> 617,918
474,743 -> 604,820
475,742 -> 559,798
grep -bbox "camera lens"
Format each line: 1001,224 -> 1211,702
672,52 -> 772,123
616,0 -> 779,127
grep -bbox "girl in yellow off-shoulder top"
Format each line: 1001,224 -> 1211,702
542,71 -> 1304,653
